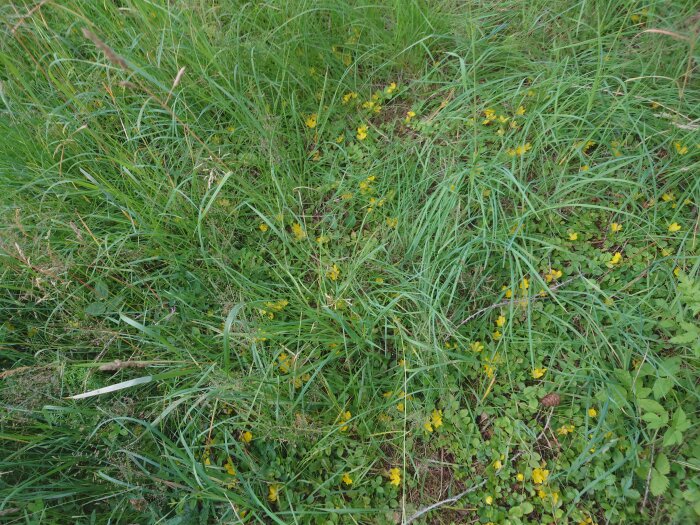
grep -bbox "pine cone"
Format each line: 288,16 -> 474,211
540,393 -> 561,407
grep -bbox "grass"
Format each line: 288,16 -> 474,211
1,0 -> 699,523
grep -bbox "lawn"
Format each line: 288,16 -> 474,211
1,1 -> 699,524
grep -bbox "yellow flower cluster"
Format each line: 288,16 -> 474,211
359,175 -> 375,194
545,268 -> 562,283
532,467 -> 549,485
342,91 -> 358,104
339,410 -> 351,431
424,409 -> 443,432
532,367 -> 547,379
507,143 -> 532,156
292,222 -> 306,240
305,113 -> 318,128
388,468 -> 401,486
326,264 -> 340,281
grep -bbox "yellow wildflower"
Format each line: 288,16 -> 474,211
662,192 -> 675,202
388,468 -> 401,486
588,407 -> 597,417
470,341 -> 484,353
316,234 -> 330,244
515,105 -> 526,116
405,110 -> 416,124
356,124 -> 368,140
580,165 -> 589,172
342,472 -> 353,485
609,252 -> 622,265
557,424 -> 575,436
610,222 -> 622,233
431,409 -> 443,429
278,353 -> 290,373
516,472 -> 524,482
568,231 -> 578,241
674,267 -> 681,277
225,457 -> 236,476
532,467 -> 549,485
494,460 -> 503,470
342,92 -> 358,104
291,222 -> 306,240
385,82 -> 397,94
339,410 -> 351,431
503,287 -> 513,298
241,431 -> 253,443
326,264 -> 340,281
259,223 -> 269,232
386,217 -> 398,228
674,142 -> 688,155
484,364 -> 496,377
268,484 -> 279,502
668,222 -> 681,232
305,114 -> 318,128
336,134 -> 344,143
496,315 -> 506,327
396,402 -> 404,412
545,269 -> 563,283
492,331 -> 502,341
519,277 -> 529,290
485,495 -> 494,505
507,143 -> 532,156
424,421 -> 433,432
532,367 -> 547,379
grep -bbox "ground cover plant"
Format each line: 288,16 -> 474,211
1,0 -> 699,523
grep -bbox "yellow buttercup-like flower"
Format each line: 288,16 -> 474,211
557,424 -> 575,436
674,142 -> 688,155
291,222 -> 306,240
545,269 -> 563,283
224,457 -> 236,475
668,222 -> 681,232
339,410 -> 351,431
388,468 -> 401,486
470,341 -> 484,353
532,367 -> 547,379
495,315 -> 506,327
431,409 -> 443,429
588,407 -> 597,417
506,143 -> 532,156
356,124 -> 368,140
305,113 -> 318,128
259,223 -> 269,232
610,222 -> 622,233
532,467 -> 549,485
342,472 -> 353,485
568,231 -> 578,241
609,252 -> 622,265
326,264 -> 340,281
241,431 -> 253,443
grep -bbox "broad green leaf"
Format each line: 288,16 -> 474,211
638,398 -> 665,415
653,377 -> 673,399
650,470 -> 669,497
655,453 -> 670,475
